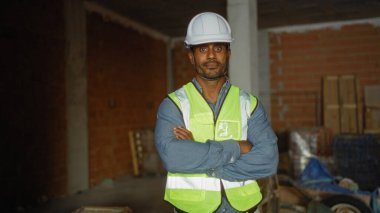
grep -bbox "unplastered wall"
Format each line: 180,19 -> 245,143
87,13 -> 167,186
171,40 -> 195,89
269,19 -> 380,131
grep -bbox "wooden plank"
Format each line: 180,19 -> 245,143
365,108 -> 380,130
340,107 -> 358,133
339,75 -> 358,134
364,85 -> 380,131
324,76 -> 339,105
323,76 -> 340,135
73,206 -> 132,213
129,131 -> 140,176
357,80 -> 364,134
129,129 -> 165,177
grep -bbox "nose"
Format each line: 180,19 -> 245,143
207,47 -> 216,59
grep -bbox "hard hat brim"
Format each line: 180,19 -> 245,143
184,36 -> 232,47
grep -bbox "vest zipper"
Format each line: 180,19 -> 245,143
190,82 -> 231,135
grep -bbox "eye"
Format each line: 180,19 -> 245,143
199,47 -> 208,53
214,45 -> 225,53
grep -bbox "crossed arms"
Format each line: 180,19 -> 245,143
154,98 -> 278,181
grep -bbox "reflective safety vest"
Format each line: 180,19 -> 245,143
165,82 -> 262,213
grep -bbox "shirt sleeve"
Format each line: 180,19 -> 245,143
154,97 -> 241,174
208,100 -> 279,181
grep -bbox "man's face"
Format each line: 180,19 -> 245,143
188,43 -> 230,81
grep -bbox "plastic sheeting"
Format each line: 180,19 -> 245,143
299,157 -> 371,196
289,128 -> 333,178
289,129 -> 317,178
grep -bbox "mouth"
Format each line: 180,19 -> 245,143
204,61 -> 219,69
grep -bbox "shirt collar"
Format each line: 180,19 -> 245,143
191,78 -> 231,94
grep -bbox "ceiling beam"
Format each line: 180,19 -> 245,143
84,1 -> 170,42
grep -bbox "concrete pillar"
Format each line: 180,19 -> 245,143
227,0 -> 259,95
258,31 -> 271,117
64,0 -> 89,194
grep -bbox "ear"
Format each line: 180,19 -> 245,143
187,51 -> 195,64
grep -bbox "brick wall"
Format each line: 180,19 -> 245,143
0,0 -> 67,208
87,13 -> 167,186
269,23 -> 380,131
172,41 -> 195,89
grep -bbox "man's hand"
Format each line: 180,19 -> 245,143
173,127 -> 194,140
173,127 -> 252,154
238,140 -> 253,154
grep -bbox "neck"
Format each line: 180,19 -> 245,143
195,76 -> 226,104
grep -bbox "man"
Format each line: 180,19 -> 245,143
155,12 -> 278,213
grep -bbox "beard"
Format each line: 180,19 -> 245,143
195,59 -> 229,81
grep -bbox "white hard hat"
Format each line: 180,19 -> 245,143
184,12 -> 232,47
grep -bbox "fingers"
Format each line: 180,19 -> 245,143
173,127 -> 189,139
173,126 -> 193,140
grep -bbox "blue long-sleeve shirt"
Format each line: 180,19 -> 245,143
154,79 -> 278,212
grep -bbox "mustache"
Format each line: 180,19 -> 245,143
202,60 -> 221,66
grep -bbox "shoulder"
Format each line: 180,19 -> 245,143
158,96 -> 180,115
235,87 -> 257,100
158,85 -> 187,116
233,86 -> 259,114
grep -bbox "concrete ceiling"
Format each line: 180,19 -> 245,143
89,0 -> 380,37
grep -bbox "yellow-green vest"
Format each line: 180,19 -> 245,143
165,82 -> 262,213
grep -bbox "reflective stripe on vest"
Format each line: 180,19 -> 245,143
239,91 -> 251,140
222,179 -> 255,189
166,176 -> 221,191
166,82 -> 261,212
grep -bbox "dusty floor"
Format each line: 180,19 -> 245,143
27,176 -> 304,213
30,176 -> 173,213
27,175 -> 372,213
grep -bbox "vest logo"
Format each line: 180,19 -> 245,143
216,120 -> 240,139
